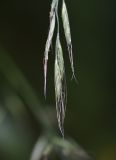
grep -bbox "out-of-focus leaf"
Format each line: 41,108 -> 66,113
30,135 -> 90,160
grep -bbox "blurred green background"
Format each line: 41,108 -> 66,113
0,0 -> 116,160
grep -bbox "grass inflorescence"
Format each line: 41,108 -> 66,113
44,0 -> 76,137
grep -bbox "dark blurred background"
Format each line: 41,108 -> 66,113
0,0 -> 116,160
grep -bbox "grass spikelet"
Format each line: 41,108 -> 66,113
62,0 -> 76,79
54,33 -> 67,137
44,0 -> 57,97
